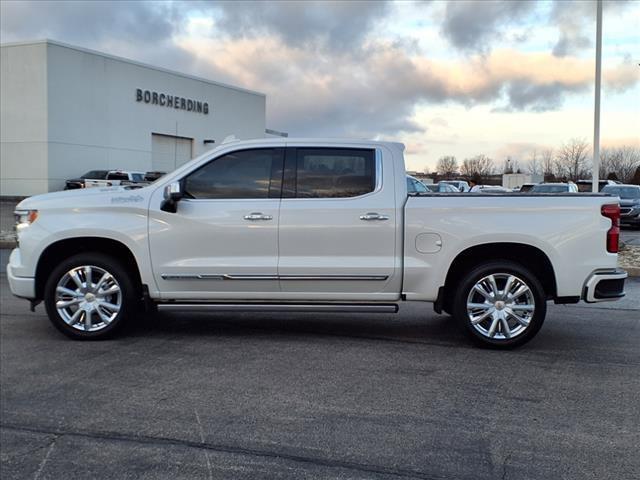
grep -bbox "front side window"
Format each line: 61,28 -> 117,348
295,148 -> 375,198
184,148 -> 282,199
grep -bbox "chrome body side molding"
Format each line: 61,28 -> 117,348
161,274 -> 389,281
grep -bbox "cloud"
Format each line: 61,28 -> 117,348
441,0 -> 535,52
550,0 -> 634,57
200,0 -> 390,52
178,36 -> 640,136
1,0 -> 638,148
0,0 -> 182,45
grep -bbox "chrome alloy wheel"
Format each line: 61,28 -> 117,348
55,265 -> 122,332
466,273 -> 535,340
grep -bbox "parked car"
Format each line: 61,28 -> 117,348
8,138 -> 626,348
602,184 -> 640,228
64,170 -> 109,190
428,182 -> 461,193
84,170 -> 147,188
531,183 -> 578,193
440,180 -> 470,192
406,175 -> 430,194
144,171 -> 167,182
576,179 -> 620,192
475,185 -> 511,193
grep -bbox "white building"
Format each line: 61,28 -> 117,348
1,39 -> 267,196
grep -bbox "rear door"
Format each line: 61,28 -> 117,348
277,146 -> 400,300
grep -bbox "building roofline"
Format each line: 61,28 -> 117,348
0,39 -> 266,98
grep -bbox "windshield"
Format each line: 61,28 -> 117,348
531,184 -> 569,193
131,173 -> 144,182
406,177 -> 428,193
602,186 -> 640,199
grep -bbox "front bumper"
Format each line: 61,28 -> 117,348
6,249 -> 36,299
583,268 -> 627,303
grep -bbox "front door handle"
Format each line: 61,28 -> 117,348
360,212 -> 389,221
244,212 -> 273,221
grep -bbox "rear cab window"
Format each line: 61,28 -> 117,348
286,148 -> 376,198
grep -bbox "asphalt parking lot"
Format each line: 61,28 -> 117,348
1,274 -> 638,480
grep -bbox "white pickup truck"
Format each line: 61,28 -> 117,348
83,170 -> 147,188
8,138 -> 627,348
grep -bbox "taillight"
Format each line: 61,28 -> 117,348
601,204 -> 620,253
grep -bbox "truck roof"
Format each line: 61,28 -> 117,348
216,137 -> 406,151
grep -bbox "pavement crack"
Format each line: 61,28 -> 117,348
2,422 -> 445,480
501,453 -> 511,480
33,435 -> 57,480
194,408 -> 213,480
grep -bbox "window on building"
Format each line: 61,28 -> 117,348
295,148 -> 375,198
184,148 -> 282,199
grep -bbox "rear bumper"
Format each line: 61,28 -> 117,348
6,248 -> 36,299
583,268 -> 627,303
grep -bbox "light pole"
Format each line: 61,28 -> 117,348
592,0 -> 603,192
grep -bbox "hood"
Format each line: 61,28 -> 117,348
17,185 -> 154,210
619,198 -> 640,207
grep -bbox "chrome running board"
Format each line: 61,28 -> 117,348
156,303 -> 399,313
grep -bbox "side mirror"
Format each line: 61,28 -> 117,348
160,181 -> 183,213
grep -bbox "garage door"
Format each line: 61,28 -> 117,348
151,133 -> 193,172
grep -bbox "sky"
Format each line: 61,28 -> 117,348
1,0 -> 638,172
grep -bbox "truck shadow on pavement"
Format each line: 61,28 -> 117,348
125,310 -> 471,348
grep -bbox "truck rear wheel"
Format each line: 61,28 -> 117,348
43,253 -> 137,340
452,260 -> 546,349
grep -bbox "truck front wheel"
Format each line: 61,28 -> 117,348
452,261 -> 546,349
43,253 -> 137,340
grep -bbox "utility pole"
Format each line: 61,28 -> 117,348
592,0 -> 603,192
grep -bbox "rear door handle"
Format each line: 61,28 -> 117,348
360,212 -> 389,221
244,212 -> 273,221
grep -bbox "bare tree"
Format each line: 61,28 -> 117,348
556,138 -> 590,181
600,146 -> 640,183
461,154 -> 495,179
436,156 -> 458,179
541,149 -> 555,180
527,150 -> 542,176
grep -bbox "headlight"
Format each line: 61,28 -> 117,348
14,209 -> 38,228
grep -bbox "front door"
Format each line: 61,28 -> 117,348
277,146 -> 399,300
148,147 -> 284,300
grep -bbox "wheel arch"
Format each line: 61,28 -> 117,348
35,237 -> 143,300
439,242 -> 557,313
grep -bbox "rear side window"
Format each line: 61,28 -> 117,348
294,148 -> 375,198
107,172 -> 129,181
82,170 -> 108,179
184,148 -> 283,199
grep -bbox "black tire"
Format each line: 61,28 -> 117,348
452,260 -> 546,349
44,252 -> 138,340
